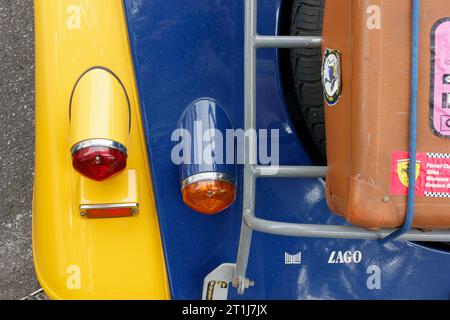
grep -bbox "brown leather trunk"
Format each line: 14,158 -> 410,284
323,0 -> 450,229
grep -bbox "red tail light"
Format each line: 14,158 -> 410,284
71,140 -> 127,181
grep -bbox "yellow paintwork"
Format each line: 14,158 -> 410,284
70,68 -> 130,149
33,0 -> 170,299
78,170 -> 138,209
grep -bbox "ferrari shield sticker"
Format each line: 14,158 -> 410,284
322,49 -> 342,106
390,151 -> 450,198
430,18 -> 450,137
395,158 -> 421,188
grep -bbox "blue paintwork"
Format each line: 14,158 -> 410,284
123,0 -> 450,299
177,98 -> 236,183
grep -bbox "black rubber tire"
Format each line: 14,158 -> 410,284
289,0 -> 326,157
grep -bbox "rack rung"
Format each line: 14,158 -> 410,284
244,214 -> 450,242
254,36 -> 322,48
253,166 -> 328,178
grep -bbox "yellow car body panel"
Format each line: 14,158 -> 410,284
33,0 -> 170,299
70,68 -> 130,149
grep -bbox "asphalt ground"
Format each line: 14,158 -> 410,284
0,0 -> 40,299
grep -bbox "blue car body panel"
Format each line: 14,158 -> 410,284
123,0 -> 450,299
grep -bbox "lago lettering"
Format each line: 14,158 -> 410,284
328,250 -> 362,264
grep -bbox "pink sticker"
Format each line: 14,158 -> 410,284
430,19 -> 450,137
391,151 -> 450,198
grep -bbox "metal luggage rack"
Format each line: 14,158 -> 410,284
205,0 -> 450,296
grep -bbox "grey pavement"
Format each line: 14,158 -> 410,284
0,0 -> 40,299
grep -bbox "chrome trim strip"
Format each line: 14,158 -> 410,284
79,202 -> 139,216
182,172 -> 236,190
254,35 -> 322,48
71,139 -> 128,156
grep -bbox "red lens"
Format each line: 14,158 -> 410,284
85,207 -> 133,219
72,146 -> 126,181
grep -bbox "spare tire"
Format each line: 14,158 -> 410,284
289,0 -> 326,157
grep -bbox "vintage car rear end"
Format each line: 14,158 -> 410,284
33,0 -> 450,300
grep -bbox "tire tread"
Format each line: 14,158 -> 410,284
290,0 -> 326,156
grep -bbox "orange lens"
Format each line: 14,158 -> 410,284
182,179 -> 236,215
85,207 -> 134,219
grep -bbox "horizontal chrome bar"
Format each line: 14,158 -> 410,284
254,36 -> 322,48
80,202 -> 139,216
244,214 -> 450,242
253,166 -> 328,178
